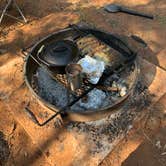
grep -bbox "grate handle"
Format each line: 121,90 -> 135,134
24,105 -> 62,126
131,35 -> 147,48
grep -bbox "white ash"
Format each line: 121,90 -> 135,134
71,89 -> 106,112
35,67 -> 72,109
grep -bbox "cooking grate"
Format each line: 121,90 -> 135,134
40,34 -> 129,97
23,25 -> 140,125
29,27 -> 138,111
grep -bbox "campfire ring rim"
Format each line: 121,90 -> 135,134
23,27 -> 140,121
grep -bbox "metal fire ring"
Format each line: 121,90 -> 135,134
23,26 -> 140,124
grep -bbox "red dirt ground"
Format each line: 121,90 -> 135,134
0,0 -> 166,165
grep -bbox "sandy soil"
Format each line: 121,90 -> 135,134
0,0 -> 166,165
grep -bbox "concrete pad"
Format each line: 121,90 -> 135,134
0,1 -> 165,165
156,49 -> 166,70
1,56 -> 165,166
121,127 -> 166,166
140,48 -> 166,71
139,57 -> 166,103
0,10 -> 166,165
0,102 -> 52,166
100,93 -> 166,166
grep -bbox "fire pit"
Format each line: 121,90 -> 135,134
23,24 -> 141,125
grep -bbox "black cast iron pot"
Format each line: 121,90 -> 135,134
37,39 -> 80,74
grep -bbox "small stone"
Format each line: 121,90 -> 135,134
45,151 -> 50,157
119,86 -> 127,97
156,140 -> 162,149
161,152 -> 166,156
163,144 -> 166,150
112,81 -> 117,88
24,152 -> 28,157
